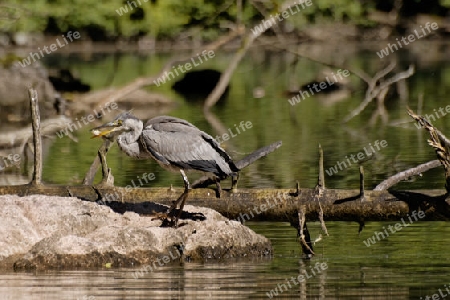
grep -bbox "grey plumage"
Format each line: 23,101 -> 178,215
103,112 -> 239,178
91,111 -> 240,226
140,116 -> 239,178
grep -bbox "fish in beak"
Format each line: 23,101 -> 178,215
90,120 -> 124,139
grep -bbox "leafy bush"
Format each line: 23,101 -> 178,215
0,0 -> 447,40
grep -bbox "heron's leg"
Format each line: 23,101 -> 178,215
165,170 -> 191,226
174,190 -> 189,224
174,170 -> 191,224
180,169 -> 191,192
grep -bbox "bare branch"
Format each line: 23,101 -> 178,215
374,160 -> 441,191
204,28 -> 253,111
408,108 -> 450,192
28,87 -> 42,185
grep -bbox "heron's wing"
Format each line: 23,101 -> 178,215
144,116 -> 196,130
141,116 -> 237,176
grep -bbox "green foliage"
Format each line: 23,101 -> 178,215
299,0 -> 373,25
2,0 -> 120,34
440,0 -> 450,8
0,0 -> 446,39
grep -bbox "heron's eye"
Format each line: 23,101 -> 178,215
117,120 -> 123,126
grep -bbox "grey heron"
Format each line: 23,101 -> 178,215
91,111 -> 240,226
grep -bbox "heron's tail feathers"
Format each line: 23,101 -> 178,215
235,141 -> 282,170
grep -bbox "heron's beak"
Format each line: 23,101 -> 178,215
90,121 -> 123,139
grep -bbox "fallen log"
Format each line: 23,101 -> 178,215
0,184 -> 448,221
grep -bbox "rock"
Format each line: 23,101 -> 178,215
0,195 -> 272,271
0,63 -> 56,120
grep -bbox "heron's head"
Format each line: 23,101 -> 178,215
91,112 -> 142,140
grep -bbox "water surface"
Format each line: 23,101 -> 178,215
1,221 -> 448,299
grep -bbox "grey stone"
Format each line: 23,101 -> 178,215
0,195 -> 272,270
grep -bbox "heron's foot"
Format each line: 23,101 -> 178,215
151,212 -> 169,221
159,210 -> 204,227
151,211 -> 177,227
160,209 -> 188,228
160,217 -> 178,228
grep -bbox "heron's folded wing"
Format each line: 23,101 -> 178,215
141,119 -> 235,176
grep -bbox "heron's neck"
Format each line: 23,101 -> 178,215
117,122 -> 143,158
